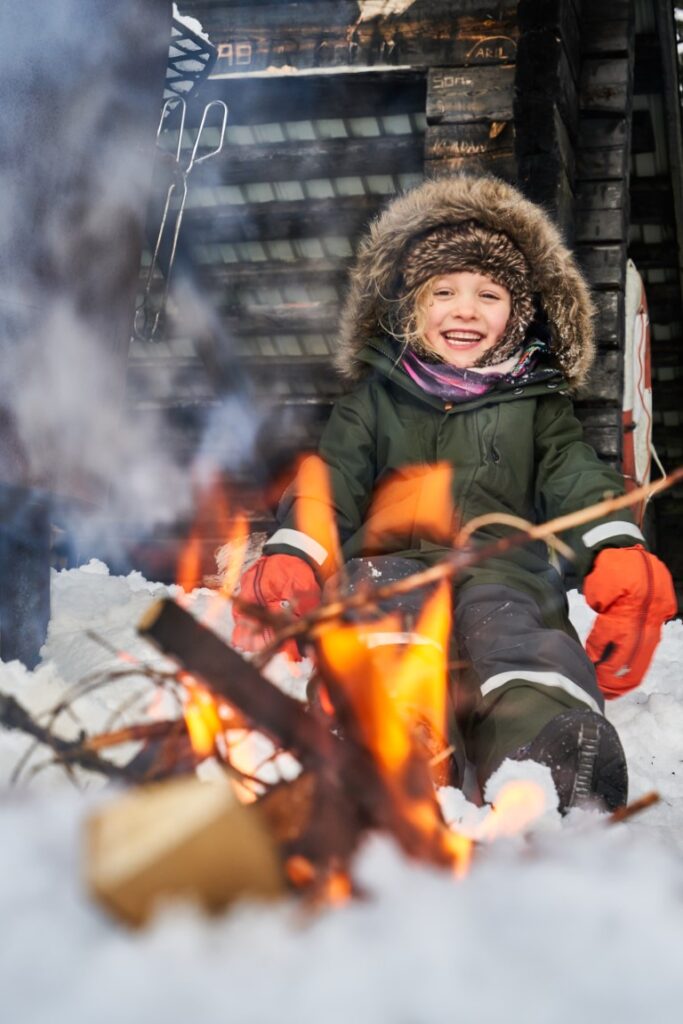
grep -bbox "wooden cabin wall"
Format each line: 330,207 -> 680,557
126,0 -> 682,587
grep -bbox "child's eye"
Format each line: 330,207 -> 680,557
433,289 -> 452,298
481,291 -> 501,300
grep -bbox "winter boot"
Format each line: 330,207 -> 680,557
509,708 -> 628,814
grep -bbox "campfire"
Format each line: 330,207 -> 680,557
0,466 -> 673,925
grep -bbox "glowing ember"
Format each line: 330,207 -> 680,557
181,675 -> 222,759
476,779 -> 549,841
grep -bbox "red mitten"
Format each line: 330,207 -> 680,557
232,553 -> 321,660
584,545 -> 677,698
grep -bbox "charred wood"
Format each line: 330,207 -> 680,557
425,66 -> 515,124
193,134 -> 424,186
182,194 -> 383,244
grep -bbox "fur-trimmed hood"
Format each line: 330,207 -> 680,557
336,175 -> 595,390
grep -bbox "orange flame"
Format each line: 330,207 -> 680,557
182,675 -> 222,758
176,530 -> 202,593
317,581 -> 472,874
293,455 -> 341,579
363,463 -> 455,553
219,513 -> 250,599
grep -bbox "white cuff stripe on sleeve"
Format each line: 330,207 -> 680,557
480,670 -> 601,714
265,528 -> 328,567
581,521 -> 645,548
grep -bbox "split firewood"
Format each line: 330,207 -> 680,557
86,775 -> 283,926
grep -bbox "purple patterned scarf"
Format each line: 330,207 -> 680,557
400,338 -> 550,402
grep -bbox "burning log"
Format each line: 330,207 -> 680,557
137,598 -> 470,880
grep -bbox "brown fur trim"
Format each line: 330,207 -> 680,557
336,175 -> 596,390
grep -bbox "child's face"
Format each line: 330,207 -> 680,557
421,271 -> 512,369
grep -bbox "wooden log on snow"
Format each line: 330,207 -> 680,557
86,776 -> 284,926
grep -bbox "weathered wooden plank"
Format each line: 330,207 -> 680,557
191,134 -> 424,186
516,155 -> 574,237
576,244 -> 627,289
574,181 -> 628,243
183,69 -> 427,126
579,58 -> 632,115
219,303 -> 340,335
573,405 -> 622,459
424,115 -> 516,183
424,152 -> 517,181
515,103 -> 575,182
593,290 -> 624,346
515,29 -> 578,141
182,194 -> 384,243
579,0 -> 633,57
576,116 -> 629,180
426,66 -> 515,124
575,349 -> 623,404
424,121 -> 513,160
517,0 -> 581,78
164,258 -> 351,289
180,2 -> 519,76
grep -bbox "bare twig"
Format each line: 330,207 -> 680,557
0,691 -> 140,782
608,791 -> 660,824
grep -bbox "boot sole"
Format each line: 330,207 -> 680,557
516,709 -> 628,814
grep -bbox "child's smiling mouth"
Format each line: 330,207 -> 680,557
441,330 -> 485,347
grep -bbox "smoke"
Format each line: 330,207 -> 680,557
0,1 -> 272,574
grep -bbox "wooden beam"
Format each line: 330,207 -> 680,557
424,121 -> 514,162
576,244 -> 627,289
515,29 -> 578,141
579,58 -> 632,115
181,69 -> 427,126
575,349 -> 623,404
175,2 -> 519,76
593,290 -> 624,346
575,181 -> 628,243
191,134 -> 424,186
576,117 -> 629,180
182,194 -> 384,243
579,0 -> 633,57
425,66 -> 515,124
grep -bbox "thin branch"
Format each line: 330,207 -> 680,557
0,692 -> 140,782
608,791 -> 660,824
245,467 -> 683,668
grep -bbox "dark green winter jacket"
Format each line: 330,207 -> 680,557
266,334 -> 642,613
264,175 -> 645,612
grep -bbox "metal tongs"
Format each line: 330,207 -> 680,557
135,96 -> 228,341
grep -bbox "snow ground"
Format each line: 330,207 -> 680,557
1,563 -> 683,1023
